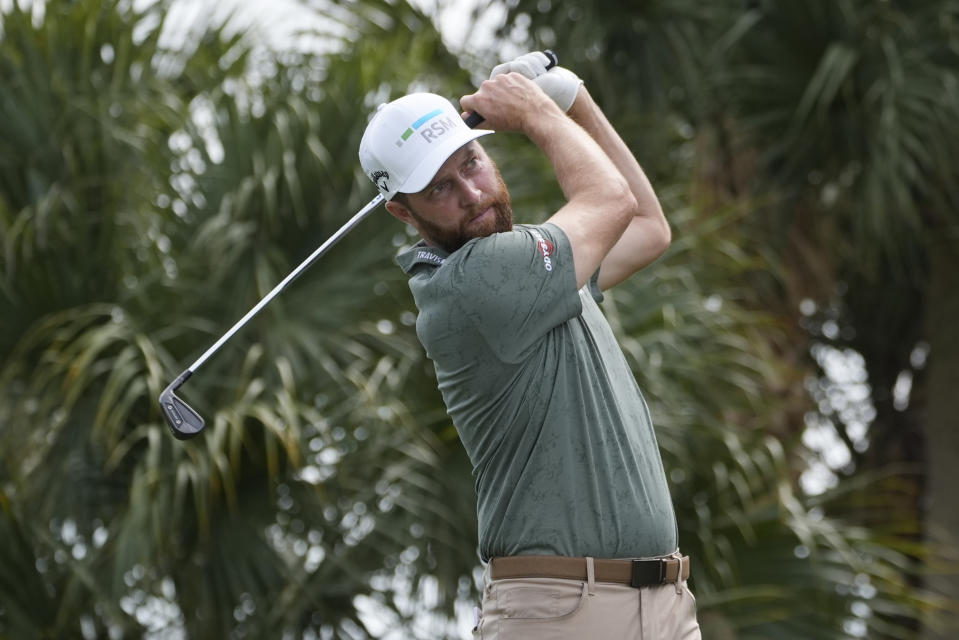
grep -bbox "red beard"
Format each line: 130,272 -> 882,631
409,172 -> 514,253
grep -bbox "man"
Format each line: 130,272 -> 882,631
359,53 -> 701,638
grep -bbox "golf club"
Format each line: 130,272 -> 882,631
159,50 -> 558,440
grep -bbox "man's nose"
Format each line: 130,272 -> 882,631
457,178 -> 483,206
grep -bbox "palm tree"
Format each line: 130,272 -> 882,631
1,0 -> 477,636
492,0 -> 956,637
701,4 -> 959,637
5,0 -> 951,638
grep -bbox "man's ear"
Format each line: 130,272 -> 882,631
385,199 -> 413,224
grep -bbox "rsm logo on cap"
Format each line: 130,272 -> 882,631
396,110 -> 457,147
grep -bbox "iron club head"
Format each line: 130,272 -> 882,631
159,371 -> 205,440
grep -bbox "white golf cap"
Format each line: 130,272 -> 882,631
359,93 -> 494,200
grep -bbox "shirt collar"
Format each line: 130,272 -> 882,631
396,241 -> 449,274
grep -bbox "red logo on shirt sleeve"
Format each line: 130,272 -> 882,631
529,228 -> 555,272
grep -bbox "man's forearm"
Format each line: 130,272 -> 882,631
567,87 -> 671,289
523,96 -> 640,288
567,88 -> 665,227
524,103 -> 633,215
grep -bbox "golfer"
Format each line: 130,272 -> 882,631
359,52 -> 701,639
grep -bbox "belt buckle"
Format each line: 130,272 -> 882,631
630,558 -> 666,587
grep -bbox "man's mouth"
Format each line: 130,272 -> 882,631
470,206 -> 493,224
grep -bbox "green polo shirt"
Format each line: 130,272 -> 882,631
396,223 -> 677,561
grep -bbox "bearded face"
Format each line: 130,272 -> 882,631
406,169 -> 513,253
390,142 -> 514,253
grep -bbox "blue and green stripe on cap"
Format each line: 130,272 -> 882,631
396,108 -> 444,147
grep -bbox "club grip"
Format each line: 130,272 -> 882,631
464,50 -> 559,129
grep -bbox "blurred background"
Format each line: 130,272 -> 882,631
1,0 -> 958,638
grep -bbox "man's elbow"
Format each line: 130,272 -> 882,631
610,180 -> 640,228
655,214 -> 672,256
641,197 -> 671,258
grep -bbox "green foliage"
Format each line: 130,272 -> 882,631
1,0 -> 473,636
2,0 -> 955,638
498,0 -> 957,637
714,0 -> 959,276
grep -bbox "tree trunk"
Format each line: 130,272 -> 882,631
921,236 -> 959,639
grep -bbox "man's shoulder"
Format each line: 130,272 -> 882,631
398,224 -> 571,297
457,223 -> 567,261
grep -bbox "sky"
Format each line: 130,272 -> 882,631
166,0 -> 506,57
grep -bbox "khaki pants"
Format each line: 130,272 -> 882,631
474,555 -> 701,639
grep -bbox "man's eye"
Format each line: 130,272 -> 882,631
431,182 -> 448,195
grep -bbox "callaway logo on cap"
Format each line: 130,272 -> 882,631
359,93 -> 494,200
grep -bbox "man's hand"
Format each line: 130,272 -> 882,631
460,72 -> 563,134
490,52 -> 583,113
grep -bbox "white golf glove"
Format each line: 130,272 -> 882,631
490,51 -> 583,113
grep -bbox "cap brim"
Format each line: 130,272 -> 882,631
398,128 -> 495,196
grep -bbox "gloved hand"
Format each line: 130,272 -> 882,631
490,51 -> 583,113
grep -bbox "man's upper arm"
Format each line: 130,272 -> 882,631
547,194 -> 637,290
596,215 -> 672,290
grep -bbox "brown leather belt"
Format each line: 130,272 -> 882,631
490,555 -> 691,588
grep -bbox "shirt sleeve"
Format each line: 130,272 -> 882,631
588,269 -> 604,304
450,223 -> 582,362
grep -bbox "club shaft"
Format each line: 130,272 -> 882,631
187,193 -> 385,373
182,49 -> 557,377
